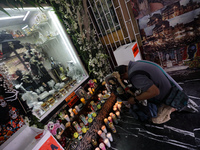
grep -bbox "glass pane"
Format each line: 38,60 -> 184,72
0,7 -> 88,120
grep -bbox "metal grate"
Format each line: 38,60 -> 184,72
87,0 -> 140,68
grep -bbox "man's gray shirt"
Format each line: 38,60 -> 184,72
128,60 -> 171,103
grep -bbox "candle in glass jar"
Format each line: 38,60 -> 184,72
104,138 -> 111,147
107,132 -> 113,142
98,130 -> 106,139
108,116 -> 112,122
113,107 -> 117,112
64,115 -> 70,122
104,118 -> 109,127
98,130 -> 102,136
109,112 -> 114,117
70,112 -> 74,118
72,108 -> 78,115
101,125 -> 107,133
118,104 -> 122,111
80,98 -> 86,104
112,114 -> 118,124
68,108 -> 73,113
116,111 -> 121,118
88,88 -> 92,92
75,105 -> 80,112
98,93 -> 103,100
99,143 -> 106,150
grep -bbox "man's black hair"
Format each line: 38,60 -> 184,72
114,65 -> 127,75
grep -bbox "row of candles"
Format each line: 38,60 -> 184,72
94,101 -> 122,150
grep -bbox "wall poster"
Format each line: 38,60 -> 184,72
137,0 -> 200,69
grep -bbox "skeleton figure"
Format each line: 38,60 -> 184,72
9,107 -> 18,120
0,98 -> 7,107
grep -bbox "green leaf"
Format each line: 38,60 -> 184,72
0,7 -> 10,16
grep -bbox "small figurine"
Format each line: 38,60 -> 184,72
46,121 -> 62,136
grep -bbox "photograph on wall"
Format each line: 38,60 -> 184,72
130,0 -> 181,19
137,0 -> 200,68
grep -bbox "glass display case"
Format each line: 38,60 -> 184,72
0,7 -> 88,121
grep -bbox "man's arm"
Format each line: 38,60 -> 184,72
128,84 -> 160,104
112,72 -> 135,96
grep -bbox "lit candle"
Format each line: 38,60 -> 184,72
70,112 -> 74,118
80,98 -> 86,104
109,112 -> 114,117
98,130 -> 106,139
101,125 -> 107,133
88,88 -> 93,94
113,107 -> 117,112
68,108 -> 73,113
104,118 -> 109,127
117,104 -> 121,111
98,130 -> 102,137
98,93 -> 103,100
112,114 -> 118,124
72,108 -> 78,115
108,116 -> 112,122
92,88 -> 95,92
104,138 -> 111,148
107,132 -> 113,142
118,101 -> 123,105
75,105 -> 80,112
104,118 -> 108,124
99,143 -> 106,150
116,111 -> 121,118
64,115 -> 70,122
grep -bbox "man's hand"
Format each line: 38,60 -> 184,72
128,97 -> 135,104
112,72 -> 120,80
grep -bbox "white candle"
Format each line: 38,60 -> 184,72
98,130 -> 106,139
114,103 -> 118,108
101,132 -> 106,139
108,116 -> 112,122
75,105 -> 80,112
70,112 -> 74,118
116,111 -> 121,118
64,115 -> 70,122
101,125 -> 107,133
98,93 -> 103,100
104,138 -> 111,147
113,107 -> 117,112
109,112 -> 114,117
118,104 -> 121,111
99,143 -> 106,150
95,148 -> 100,150
68,108 -> 72,113
107,132 -> 113,142
88,88 -> 92,92
98,130 -> 102,136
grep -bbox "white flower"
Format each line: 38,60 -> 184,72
55,0 -> 60,4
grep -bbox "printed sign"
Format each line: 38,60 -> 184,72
132,43 -> 139,57
39,136 -> 63,150
65,91 -> 79,108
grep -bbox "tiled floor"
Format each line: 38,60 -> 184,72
106,69 -> 200,150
